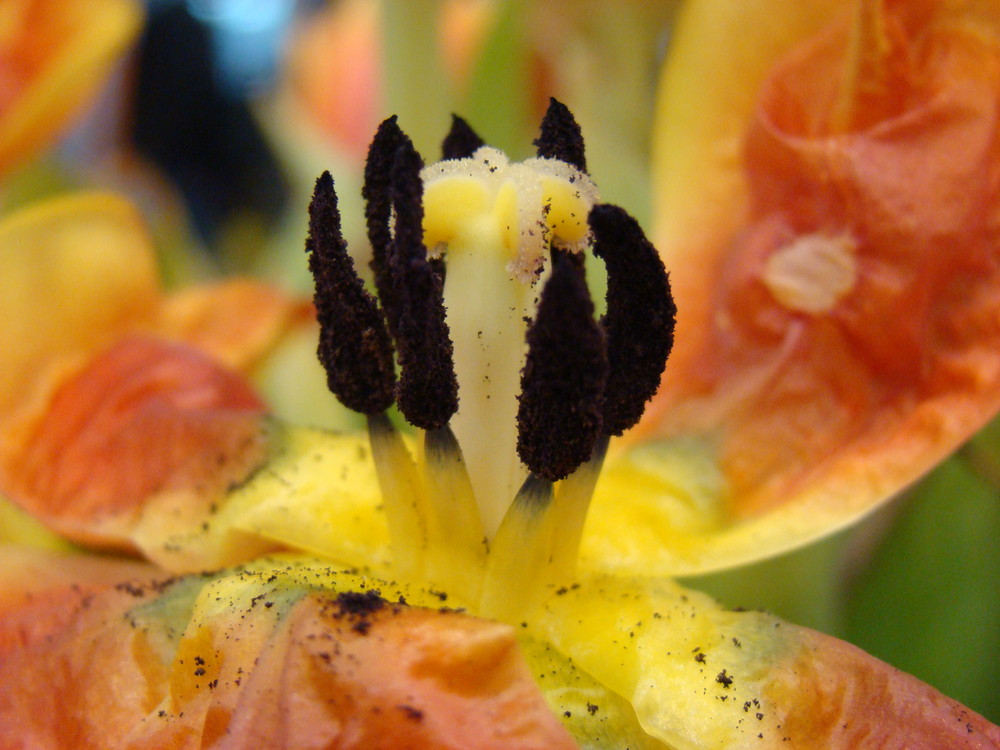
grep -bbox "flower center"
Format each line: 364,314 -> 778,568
422,146 -> 599,535
305,99 -> 675,619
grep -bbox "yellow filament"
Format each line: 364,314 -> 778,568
480,477 -> 557,621
548,435 -> 610,584
420,427 -> 487,602
366,413 -> 427,579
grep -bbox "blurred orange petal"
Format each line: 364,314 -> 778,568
0,192 -> 160,421
0,194 -> 311,557
0,0 -> 143,175
158,278 -> 314,372
623,0 -> 1000,573
285,0 -> 382,162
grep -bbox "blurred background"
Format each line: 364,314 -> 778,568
2,0 -> 998,725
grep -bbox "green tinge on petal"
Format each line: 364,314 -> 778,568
0,495 -> 74,552
518,635 -> 670,750
533,572 -> 797,749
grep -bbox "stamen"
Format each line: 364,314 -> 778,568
516,249 -> 608,481
534,97 -> 587,172
441,114 -> 485,160
389,133 -> 485,596
389,134 -> 460,431
590,204 -> 676,436
307,172 -> 425,577
548,206 -> 674,583
306,171 -> 395,415
363,116 -> 405,334
308,104 -> 676,618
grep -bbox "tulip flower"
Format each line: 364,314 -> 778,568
3,0 -> 1000,747
0,0 -> 143,179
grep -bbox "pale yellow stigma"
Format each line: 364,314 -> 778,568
422,147 -> 599,283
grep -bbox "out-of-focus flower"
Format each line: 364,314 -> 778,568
0,0 -> 143,178
2,0 -> 1000,747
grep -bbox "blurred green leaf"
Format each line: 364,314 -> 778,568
383,0 -> 454,157
463,0 -> 533,157
845,457 -> 1000,724
680,526 -> 850,637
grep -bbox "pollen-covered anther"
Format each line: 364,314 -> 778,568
590,203 -> 676,436
517,249 -> 608,481
363,116 -> 406,338
441,114 -> 486,160
306,171 -> 395,415
534,96 -> 587,172
380,133 -> 459,432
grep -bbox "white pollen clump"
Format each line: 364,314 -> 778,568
762,232 -> 858,314
421,146 -> 599,283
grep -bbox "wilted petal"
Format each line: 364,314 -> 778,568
0,545 -> 157,616
0,556 -> 578,750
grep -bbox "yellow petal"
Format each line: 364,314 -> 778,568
0,0 -> 144,175
0,192 -> 159,419
131,421 -> 389,572
533,573 -> 1000,748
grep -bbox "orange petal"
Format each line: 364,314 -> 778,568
0,561 -> 578,750
0,336 -> 268,550
217,599 -> 577,749
631,0 -> 1000,571
157,278 -> 314,372
284,0 -> 382,162
767,628 -> 1000,747
0,545 -> 157,617
0,0 -> 143,175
